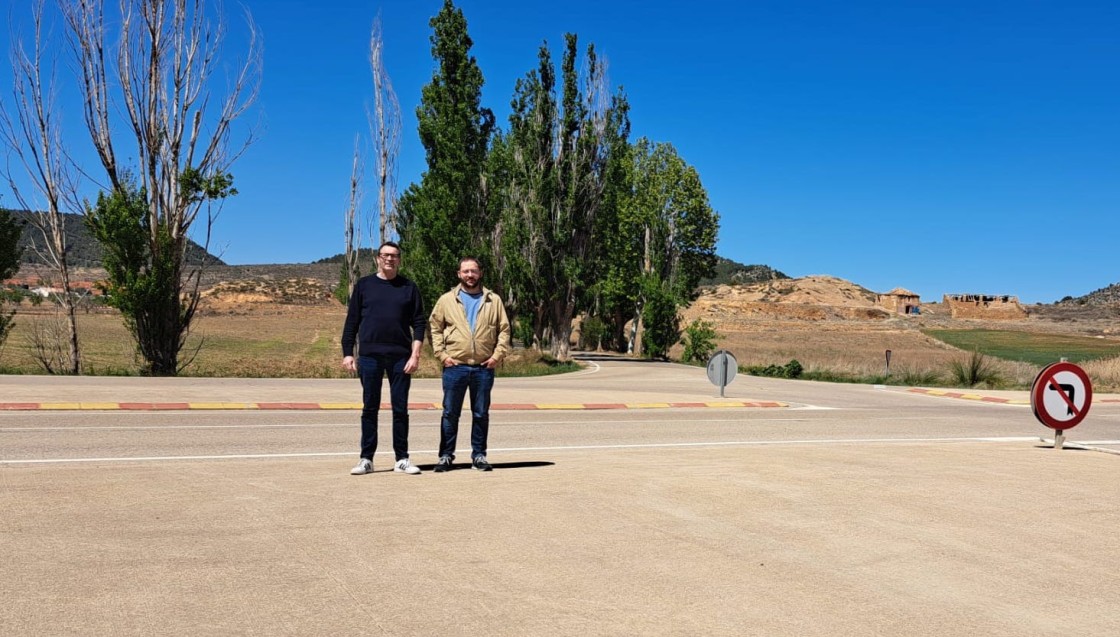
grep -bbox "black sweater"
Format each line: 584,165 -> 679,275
341,274 -> 427,358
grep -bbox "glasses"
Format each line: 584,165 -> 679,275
378,253 -> 400,260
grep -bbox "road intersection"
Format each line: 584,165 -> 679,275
3,357 -> 1119,635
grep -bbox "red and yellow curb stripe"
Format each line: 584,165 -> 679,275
906,388 -> 1029,405
0,400 -> 786,412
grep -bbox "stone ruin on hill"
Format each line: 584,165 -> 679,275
943,294 -> 1027,319
876,287 -> 921,316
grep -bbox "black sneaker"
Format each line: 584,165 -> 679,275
472,456 -> 492,472
433,456 -> 453,473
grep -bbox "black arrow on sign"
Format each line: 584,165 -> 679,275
1047,381 -> 1077,416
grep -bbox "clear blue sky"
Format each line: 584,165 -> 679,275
3,0 -> 1118,304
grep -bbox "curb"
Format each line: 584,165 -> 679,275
0,400 -> 788,412
907,388 -> 1029,405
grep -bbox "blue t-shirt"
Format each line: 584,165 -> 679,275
458,289 -> 484,333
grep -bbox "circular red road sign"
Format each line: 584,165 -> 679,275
1030,362 -> 1093,430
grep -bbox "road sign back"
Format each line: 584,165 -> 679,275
1030,362 -> 1093,430
706,350 -> 738,397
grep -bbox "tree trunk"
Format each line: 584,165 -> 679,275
549,295 -> 576,361
58,266 -> 82,374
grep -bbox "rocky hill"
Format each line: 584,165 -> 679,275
8,209 -> 223,267
683,275 -> 896,326
197,263 -> 339,307
699,258 -> 788,286
1058,282 -> 1120,306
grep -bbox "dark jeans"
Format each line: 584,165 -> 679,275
439,364 -> 495,460
358,354 -> 412,461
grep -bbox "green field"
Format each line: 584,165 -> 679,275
922,329 -> 1120,366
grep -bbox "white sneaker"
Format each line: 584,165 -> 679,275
394,458 -> 421,475
350,458 -> 372,475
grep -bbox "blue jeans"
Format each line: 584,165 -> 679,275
439,364 -> 495,460
357,355 -> 412,461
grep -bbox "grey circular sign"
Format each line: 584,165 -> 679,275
706,349 -> 738,388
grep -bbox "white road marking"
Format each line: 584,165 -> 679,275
0,435 -> 1041,465
0,416 -> 935,432
543,359 -> 601,378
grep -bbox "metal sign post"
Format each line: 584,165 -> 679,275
706,350 -> 738,398
885,349 -> 892,376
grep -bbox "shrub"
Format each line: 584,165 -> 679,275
579,316 -> 608,351
745,358 -> 804,379
681,319 -> 718,363
948,350 -> 1004,388
513,317 -> 536,349
897,368 -> 942,386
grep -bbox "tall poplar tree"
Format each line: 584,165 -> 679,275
396,0 -> 494,307
498,34 -> 629,360
498,44 -> 558,348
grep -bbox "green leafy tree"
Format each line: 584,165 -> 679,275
0,207 -> 23,350
397,0 -> 495,308
0,208 -> 21,283
606,138 -> 719,356
334,262 -> 357,305
85,183 -> 180,375
591,137 -> 641,352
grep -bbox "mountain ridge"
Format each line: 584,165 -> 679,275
6,213 -> 1114,304
7,210 -> 224,267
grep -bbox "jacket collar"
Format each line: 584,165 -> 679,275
455,284 -> 491,300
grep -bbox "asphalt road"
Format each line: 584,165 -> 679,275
3,358 -> 1120,636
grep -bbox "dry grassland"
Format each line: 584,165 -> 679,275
679,280 -> 1120,390
0,304 -> 358,378
2,271 -> 1118,390
1,302 -> 547,379
675,320 -> 1039,387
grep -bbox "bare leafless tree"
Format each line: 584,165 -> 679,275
343,135 -> 363,299
62,0 -> 261,375
0,0 -> 83,374
368,15 -> 400,248
23,309 -> 73,374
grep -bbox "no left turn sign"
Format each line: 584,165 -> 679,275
1030,362 -> 1093,430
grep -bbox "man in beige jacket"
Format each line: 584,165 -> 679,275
429,257 -> 512,472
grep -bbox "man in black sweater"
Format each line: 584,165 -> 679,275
341,241 -> 427,475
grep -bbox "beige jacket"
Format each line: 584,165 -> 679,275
429,285 -> 512,365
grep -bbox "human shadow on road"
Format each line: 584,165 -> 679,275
416,461 -> 555,471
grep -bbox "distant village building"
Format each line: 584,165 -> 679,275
877,287 -> 921,315
943,293 -> 1027,319
2,277 -> 103,298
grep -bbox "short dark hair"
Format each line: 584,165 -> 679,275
458,256 -> 482,270
378,241 -> 401,255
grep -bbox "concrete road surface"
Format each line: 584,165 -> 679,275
2,356 -> 1120,636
